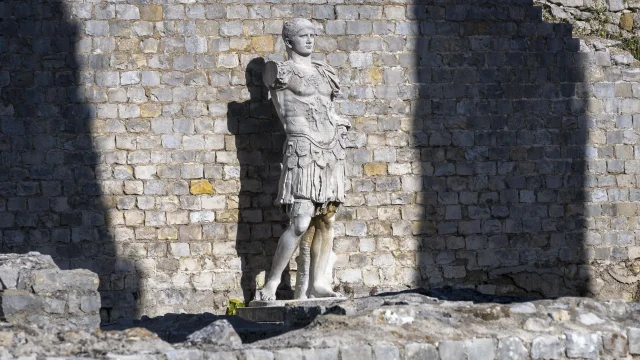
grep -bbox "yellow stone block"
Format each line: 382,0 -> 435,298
158,227 -> 178,240
140,5 -> 163,21
620,12 -> 634,32
230,38 -> 252,51
367,67 -> 383,84
252,36 -> 274,52
216,210 -> 239,223
190,180 -> 214,195
133,54 -> 147,68
364,163 -> 387,176
141,104 -> 161,118
117,39 -> 139,52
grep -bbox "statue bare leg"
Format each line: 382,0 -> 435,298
257,206 -> 314,301
309,210 -> 341,298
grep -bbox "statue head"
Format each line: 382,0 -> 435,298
282,18 -> 315,57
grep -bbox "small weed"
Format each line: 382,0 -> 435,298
620,37 -> 640,61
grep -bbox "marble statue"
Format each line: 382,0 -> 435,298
256,18 -> 353,301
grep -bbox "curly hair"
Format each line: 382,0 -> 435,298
282,18 -> 315,42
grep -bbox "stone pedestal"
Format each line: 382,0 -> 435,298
237,297 -> 346,328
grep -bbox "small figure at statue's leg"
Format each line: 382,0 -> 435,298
256,206 -> 313,301
294,223 -> 314,300
308,210 -> 342,298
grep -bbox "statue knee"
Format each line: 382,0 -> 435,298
292,217 -> 311,236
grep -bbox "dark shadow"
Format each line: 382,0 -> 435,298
412,1 -> 588,297
0,1 -> 130,322
102,312 -> 288,344
375,286 -> 536,304
227,57 -> 291,304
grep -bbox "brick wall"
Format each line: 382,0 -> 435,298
1,0 -> 639,321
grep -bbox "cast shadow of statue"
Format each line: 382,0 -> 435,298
0,1 -> 132,322
227,57 -> 292,303
411,2 -> 589,298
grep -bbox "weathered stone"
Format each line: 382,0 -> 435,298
405,343 -> 438,360
628,327 -> 640,354
531,336 -> 564,360
252,36 -> 274,52
620,13 -> 634,31
0,289 -> 43,319
186,319 -> 242,348
140,5 -> 163,21
497,337 -> 527,360
565,332 -> 601,359
190,180 -> 214,195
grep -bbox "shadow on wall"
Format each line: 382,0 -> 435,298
0,1 -> 133,322
227,57 -> 291,302
412,1 -> 589,297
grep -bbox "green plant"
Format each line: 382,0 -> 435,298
620,37 -> 640,61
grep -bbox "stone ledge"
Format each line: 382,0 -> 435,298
3,291 -> 640,359
0,252 -> 100,330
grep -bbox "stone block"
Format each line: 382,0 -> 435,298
340,345 -> 372,360
86,21 -> 109,36
170,243 -> 190,257
497,337 -> 527,360
186,37 -> 208,54
405,343 -> 439,360
140,5 -> 162,21
0,269 -> 19,289
372,345 -> 399,360
628,327 -> 640,354
220,21 -> 243,37
600,332 -> 628,358
273,348 -> 302,359
465,339 -> 495,360
43,297 -> 66,314
439,340 -> 466,360
26,269 -> 99,294
301,348 -> 338,360
190,180 -> 214,195
531,336 -> 564,359
565,332 -> 601,359
326,21 -> 346,35
252,36 -> 274,52
164,349 -> 204,360
80,295 -> 101,313
609,0 -> 625,11
364,163 -> 387,176
0,289 -> 43,319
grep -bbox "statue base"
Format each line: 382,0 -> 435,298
237,297 -> 347,328
248,296 -> 346,308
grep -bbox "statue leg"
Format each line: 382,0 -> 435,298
257,203 -> 314,301
294,220 -> 314,299
309,209 -> 341,298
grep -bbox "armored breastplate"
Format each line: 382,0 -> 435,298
264,60 -> 351,147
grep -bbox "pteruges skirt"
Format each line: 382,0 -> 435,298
275,134 -> 347,218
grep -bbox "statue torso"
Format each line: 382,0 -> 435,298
269,61 -> 339,145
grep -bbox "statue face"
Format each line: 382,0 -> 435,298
286,26 -> 315,56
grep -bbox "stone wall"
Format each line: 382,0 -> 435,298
535,0 -> 640,37
1,0 -> 640,321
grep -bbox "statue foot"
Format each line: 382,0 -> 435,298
309,283 -> 342,298
256,282 -> 278,301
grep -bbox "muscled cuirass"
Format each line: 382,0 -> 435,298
267,60 -> 350,145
